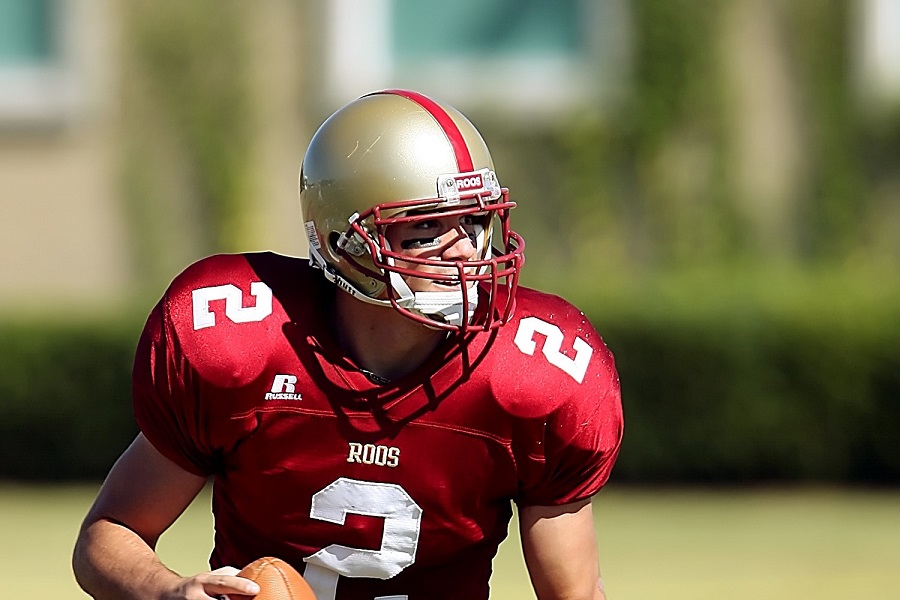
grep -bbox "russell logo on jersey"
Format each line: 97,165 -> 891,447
265,374 -> 303,400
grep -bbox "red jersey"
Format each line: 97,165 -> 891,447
133,252 -> 623,600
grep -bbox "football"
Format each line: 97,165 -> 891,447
229,556 -> 317,600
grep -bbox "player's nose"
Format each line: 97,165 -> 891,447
440,225 -> 478,262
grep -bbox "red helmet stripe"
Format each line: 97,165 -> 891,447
372,89 -> 475,172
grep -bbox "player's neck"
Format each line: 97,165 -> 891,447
330,291 -> 449,383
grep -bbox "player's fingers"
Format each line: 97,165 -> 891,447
195,573 -> 260,597
203,568 -> 253,600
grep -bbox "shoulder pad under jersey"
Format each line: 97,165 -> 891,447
160,253 -> 298,385
486,287 -> 618,419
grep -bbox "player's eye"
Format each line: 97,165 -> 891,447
398,219 -> 442,249
460,212 -> 490,228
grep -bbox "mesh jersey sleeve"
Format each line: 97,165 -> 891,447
516,343 -> 624,507
132,299 -> 218,476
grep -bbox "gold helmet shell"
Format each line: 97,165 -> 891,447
299,89 -> 524,331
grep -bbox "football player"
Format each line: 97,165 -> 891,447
73,89 -> 624,600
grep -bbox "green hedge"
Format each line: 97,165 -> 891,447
1,275 -> 897,483
598,310 -> 899,483
0,319 -> 140,481
569,268 -> 900,484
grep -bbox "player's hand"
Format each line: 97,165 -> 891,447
162,566 -> 261,599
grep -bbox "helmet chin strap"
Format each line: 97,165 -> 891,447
388,272 -> 478,327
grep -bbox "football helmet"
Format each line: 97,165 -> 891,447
299,89 -> 525,332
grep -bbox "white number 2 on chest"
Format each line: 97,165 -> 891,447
303,478 -> 421,600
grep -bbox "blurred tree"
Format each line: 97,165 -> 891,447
784,0 -> 867,261
118,0 -> 254,293
625,0 -> 740,267
512,0 -> 898,289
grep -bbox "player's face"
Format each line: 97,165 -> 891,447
384,211 -> 490,293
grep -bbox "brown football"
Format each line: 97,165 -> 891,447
231,557 -> 317,600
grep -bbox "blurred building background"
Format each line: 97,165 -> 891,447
1,0 -> 899,484
3,0 -> 898,313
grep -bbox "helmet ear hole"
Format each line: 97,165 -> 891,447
327,231 -> 342,254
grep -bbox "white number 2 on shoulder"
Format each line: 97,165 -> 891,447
513,316 -> 593,383
191,282 -> 273,330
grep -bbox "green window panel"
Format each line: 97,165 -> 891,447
392,0 -> 583,61
0,0 -> 55,65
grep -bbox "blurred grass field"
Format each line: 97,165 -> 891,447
0,485 -> 897,599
